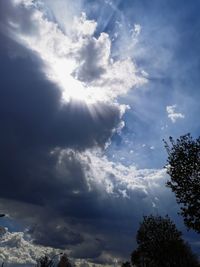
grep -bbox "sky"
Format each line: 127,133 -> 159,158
0,0 -> 200,265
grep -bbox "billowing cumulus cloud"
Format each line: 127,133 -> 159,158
0,228 -> 60,265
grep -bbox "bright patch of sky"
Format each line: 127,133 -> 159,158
101,0 -> 200,169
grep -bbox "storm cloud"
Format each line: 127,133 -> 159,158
0,9 -> 123,258
0,28 -> 171,262
1,0 -> 199,265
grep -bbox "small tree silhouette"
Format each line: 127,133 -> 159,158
131,215 -> 199,267
36,256 -> 54,267
57,254 -> 73,267
121,261 -> 131,267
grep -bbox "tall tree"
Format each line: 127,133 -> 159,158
164,133 -> 200,232
131,215 -> 199,267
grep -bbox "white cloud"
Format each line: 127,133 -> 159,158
73,13 -> 97,37
58,148 -> 168,205
131,24 -> 142,38
166,105 -> 185,123
6,0 -> 147,104
0,228 -> 60,264
51,148 -> 178,262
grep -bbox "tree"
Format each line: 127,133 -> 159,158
36,256 -> 54,267
164,133 -> 200,232
36,254 -> 64,267
131,215 -> 199,267
57,254 -> 73,267
121,261 -> 131,267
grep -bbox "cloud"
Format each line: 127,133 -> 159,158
0,28 -> 124,260
0,0 -> 181,264
0,0 -> 146,103
45,150 -> 178,255
64,149 -> 178,261
0,147 -> 178,262
0,228 -> 60,265
166,105 -> 185,123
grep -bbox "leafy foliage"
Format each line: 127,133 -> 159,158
36,256 -> 55,267
131,215 -> 199,267
121,261 -> 131,267
164,133 -> 200,232
36,254 -> 73,267
57,254 -> 73,267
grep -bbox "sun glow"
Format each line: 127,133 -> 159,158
11,1 -> 146,106
15,9 -> 109,104
47,58 -> 106,104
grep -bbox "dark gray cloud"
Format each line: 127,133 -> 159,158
0,35 -> 120,150
1,0 -> 200,264
0,26 -> 182,265
0,2 -> 127,260
0,24 -> 123,254
72,36 -> 107,83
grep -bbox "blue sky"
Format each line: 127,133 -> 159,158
103,0 -> 200,169
0,0 -> 200,265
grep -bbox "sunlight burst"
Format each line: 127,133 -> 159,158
13,1 -> 146,106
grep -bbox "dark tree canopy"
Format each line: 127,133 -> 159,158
121,261 -> 131,267
57,254 -> 73,267
36,256 -> 54,267
131,215 -> 199,267
164,133 -> 200,233
36,254 -> 73,267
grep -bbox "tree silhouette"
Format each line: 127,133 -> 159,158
131,215 -> 199,267
164,133 -> 200,232
121,261 -> 131,267
36,253 -> 64,267
57,254 -> 73,267
36,256 -> 54,267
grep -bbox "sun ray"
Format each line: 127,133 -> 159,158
10,0 -> 146,107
